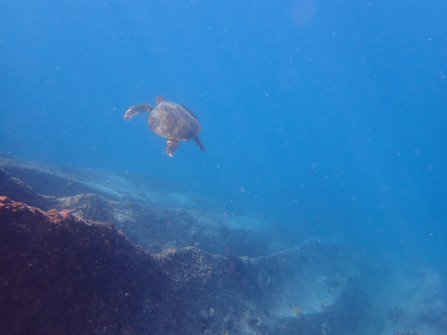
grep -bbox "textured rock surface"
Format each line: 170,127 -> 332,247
0,196 -> 243,334
0,196 -> 356,335
0,196 -> 157,334
1,156 -> 445,335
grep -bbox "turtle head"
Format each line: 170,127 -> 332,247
166,139 -> 179,157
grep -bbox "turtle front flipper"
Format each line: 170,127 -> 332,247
124,104 -> 153,121
166,139 -> 179,157
193,137 -> 206,152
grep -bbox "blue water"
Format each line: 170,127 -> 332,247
1,0 -> 446,266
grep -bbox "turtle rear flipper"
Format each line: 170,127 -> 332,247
193,137 -> 206,152
124,104 -> 153,121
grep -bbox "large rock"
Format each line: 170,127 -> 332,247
0,196 -> 356,335
3,156 -> 445,335
0,196 -> 164,335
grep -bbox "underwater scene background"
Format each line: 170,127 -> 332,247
1,1 -> 447,334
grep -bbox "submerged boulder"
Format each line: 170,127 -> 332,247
0,196 -> 165,335
2,156 -> 444,335
0,196 -> 355,335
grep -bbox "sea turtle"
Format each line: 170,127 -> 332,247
124,96 -> 205,157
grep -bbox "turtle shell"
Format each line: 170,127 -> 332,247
149,101 -> 201,141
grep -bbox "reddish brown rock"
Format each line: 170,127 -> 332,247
0,158 -> 371,335
0,196 -> 165,335
0,197 -> 257,335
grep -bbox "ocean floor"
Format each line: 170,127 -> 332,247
0,154 -> 446,335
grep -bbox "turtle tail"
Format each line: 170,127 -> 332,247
124,104 -> 153,121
